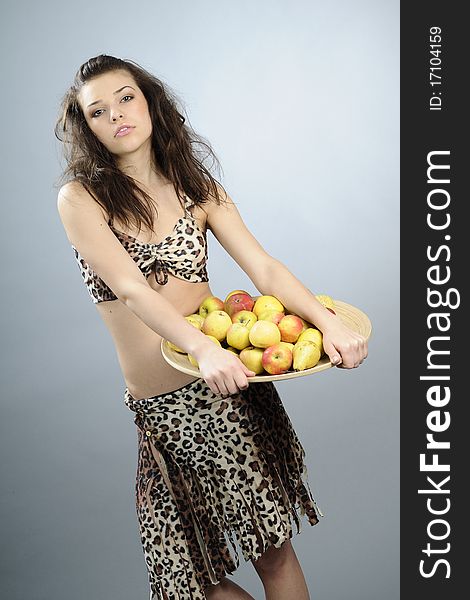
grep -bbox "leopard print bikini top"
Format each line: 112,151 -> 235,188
71,194 -> 209,304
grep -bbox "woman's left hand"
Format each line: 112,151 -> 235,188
320,313 -> 368,369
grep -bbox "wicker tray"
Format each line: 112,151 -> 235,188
161,299 -> 372,383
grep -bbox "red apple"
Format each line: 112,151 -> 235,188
224,289 -> 251,303
278,314 -> 304,343
262,343 -> 293,375
224,292 -> 255,318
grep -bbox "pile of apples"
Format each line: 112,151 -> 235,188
167,290 -> 337,376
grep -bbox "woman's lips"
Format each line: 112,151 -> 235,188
115,126 -> 134,137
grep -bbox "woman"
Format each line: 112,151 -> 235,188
55,55 -> 367,600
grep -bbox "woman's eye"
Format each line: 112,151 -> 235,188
91,95 -> 133,118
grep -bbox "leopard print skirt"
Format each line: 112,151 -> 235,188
124,378 -> 323,600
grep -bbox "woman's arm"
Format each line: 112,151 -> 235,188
206,186 -> 368,369
57,182 -> 255,396
253,260 -> 368,368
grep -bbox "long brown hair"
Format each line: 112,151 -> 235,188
54,54 -> 227,232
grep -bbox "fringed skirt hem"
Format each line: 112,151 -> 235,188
124,378 -> 323,600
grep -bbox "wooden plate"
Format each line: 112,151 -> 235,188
161,299 -> 372,383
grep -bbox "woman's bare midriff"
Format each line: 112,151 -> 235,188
89,180 -> 218,400
97,276 -> 214,401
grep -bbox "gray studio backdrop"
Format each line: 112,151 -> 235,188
1,1 -> 399,599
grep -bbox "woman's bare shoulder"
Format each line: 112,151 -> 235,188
57,180 -> 109,222
202,181 -> 230,216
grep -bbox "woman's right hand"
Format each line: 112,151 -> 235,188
193,341 -> 256,397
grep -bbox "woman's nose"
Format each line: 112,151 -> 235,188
110,109 -> 123,122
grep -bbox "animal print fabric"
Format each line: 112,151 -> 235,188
124,377 -> 323,600
71,194 -> 208,304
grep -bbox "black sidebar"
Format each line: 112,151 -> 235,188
400,2 -> 465,598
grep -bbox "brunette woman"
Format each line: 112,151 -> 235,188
55,54 -> 367,600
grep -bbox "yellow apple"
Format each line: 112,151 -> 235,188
279,341 -> 294,352
226,322 -> 251,350
201,310 -> 232,341
248,320 -> 281,348
226,346 -> 239,354
199,296 -> 225,318
257,310 -> 285,325
231,310 -> 257,329
253,295 -> 285,316
297,328 -> 324,354
292,340 -> 321,371
239,346 -> 265,374
262,343 -> 293,375
278,314 -> 304,343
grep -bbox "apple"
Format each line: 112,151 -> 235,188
226,346 -> 239,354
232,310 -> 257,329
278,314 -> 304,343
224,292 -> 255,317
315,294 -> 335,310
262,343 -> 293,375
226,322 -> 251,350
248,320 -> 281,348
292,340 -> 321,371
187,335 -> 221,367
224,289 -> 252,304
199,296 -> 225,318
253,295 -> 285,317
239,346 -> 265,374
298,328 -> 323,354
257,310 -> 285,325
279,341 -> 294,352
201,310 -> 233,341
185,313 -> 205,329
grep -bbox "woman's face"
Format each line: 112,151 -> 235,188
78,69 -> 153,157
